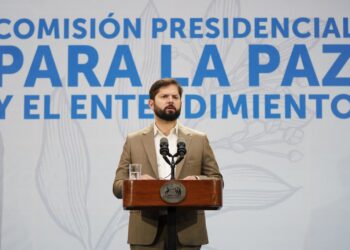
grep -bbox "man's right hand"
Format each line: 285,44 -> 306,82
139,174 -> 156,180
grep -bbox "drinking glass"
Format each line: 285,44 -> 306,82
129,164 -> 141,180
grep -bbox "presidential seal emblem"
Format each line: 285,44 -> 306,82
160,181 -> 186,204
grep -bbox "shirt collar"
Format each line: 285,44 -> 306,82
154,121 -> 179,137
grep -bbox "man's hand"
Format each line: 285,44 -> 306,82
182,175 -> 198,180
139,174 -> 156,180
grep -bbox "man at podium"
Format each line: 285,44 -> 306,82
113,78 -> 222,249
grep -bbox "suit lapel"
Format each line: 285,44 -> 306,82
141,125 -> 159,179
175,125 -> 192,179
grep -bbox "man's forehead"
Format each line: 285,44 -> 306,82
157,84 -> 180,95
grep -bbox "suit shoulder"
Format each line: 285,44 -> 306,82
126,125 -> 152,140
180,125 -> 206,137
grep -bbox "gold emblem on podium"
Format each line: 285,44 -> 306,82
160,181 -> 186,204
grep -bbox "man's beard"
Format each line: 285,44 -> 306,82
154,104 -> 181,121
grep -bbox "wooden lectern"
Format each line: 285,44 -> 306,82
123,179 -> 223,250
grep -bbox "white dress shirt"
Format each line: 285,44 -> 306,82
154,122 -> 178,179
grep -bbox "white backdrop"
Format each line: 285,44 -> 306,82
1,0 -> 350,249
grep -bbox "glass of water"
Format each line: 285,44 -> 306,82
129,164 -> 141,180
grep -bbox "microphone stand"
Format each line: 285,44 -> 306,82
169,155 -> 176,180
164,154 -> 184,180
162,153 -> 184,250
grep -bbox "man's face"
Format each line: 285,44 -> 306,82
149,84 -> 182,121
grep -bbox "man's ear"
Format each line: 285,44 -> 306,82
148,99 -> 154,111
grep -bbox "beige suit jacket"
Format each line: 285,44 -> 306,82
113,124 -> 222,246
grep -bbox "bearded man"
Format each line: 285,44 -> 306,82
113,78 -> 222,250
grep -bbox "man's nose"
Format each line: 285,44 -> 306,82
167,96 -> 174,103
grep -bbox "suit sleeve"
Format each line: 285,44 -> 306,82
198,135 -> 223,180
113,136 -> 131,199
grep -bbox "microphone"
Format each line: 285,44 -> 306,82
160,137 -> 170,156
175,138 -> 186,157
160,137 -> 171,165
175,138 -> 186,165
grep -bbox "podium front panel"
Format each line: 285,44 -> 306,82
123,179 -> 222,210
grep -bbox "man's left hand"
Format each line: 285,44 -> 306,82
182,176 -> 198,180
